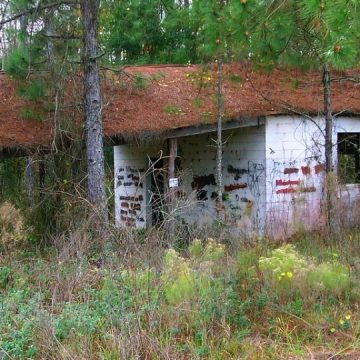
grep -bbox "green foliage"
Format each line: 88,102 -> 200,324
164,104 -> 185,115
1,233 -> 360,358
259,244 -> 307,282
4,47 -> 29,79
259,244 -> 352,300
18,80 -> 46,101
228,73 -> 243,83
133,72 -> 149,90
162,248 -> 196,304
55,303 -> 102,340
0,158 -> 26,207
253,0 -> 360,70
0,266 -> 11,288
306,261 -> 350,296
19,108 -> 44,121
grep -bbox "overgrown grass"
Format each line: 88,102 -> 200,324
1,227 -> 360,359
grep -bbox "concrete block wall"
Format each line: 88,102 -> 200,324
178,125 -> 266,232
114,143 -> 165,228
265,115 -> 360,238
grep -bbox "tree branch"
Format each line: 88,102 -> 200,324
42,33 -> 80,40
0,0 -> 78,28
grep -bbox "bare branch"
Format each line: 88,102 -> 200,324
331,76 -> 360,84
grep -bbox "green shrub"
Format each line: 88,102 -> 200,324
162,248 -> 196,304
18,80 -> 46,101
258,244 -> 353,301
0,266 -> 11,288
306,262 -> 350,296
4,48 -> 29,79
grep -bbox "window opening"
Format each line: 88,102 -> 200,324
338,133 -> 360,184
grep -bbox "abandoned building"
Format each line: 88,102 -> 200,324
1,64 -> 360,237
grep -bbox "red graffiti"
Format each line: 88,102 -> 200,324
284,167 -> 299,174
315,164 -> 324,174
276,179 -> 300,186
224,183 -> 247,191
301,166 -> 311,175
276,187 -> 296,194
276,186 -> 316,194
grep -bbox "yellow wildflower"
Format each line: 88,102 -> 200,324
286,271 -> 293,279
339,319 -> 345,325
345,314 -> 351,320
330,328 -> 336,333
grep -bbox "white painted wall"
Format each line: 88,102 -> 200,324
265,115 -> 360,238
177,125 -> 266,233
114,143 -> 164,228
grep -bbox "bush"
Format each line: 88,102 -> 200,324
306,261 -> 350,296
258,244 -> 352,301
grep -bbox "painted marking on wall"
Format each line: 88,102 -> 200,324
227,164 -> 248,180
276,179 -> 300,186
191,174 -> 216,190
224,183 -> 248,191
301,186 -> 316,193
301,166 -> 311,175
314,164 -> 324,174
276,186 -> 316,194
284,167 -> 299,174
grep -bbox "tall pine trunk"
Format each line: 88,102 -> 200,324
323,64 -> 333,173
81,0 -> 108,222
216,60 -> 223,214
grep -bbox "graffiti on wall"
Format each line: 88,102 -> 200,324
116,165 -> 145,227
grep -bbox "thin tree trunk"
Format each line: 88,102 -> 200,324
25,156 -> 34,206
323,64 -> 333,173
167,138 -> 177,236
81,0 -> 108,223
44,9 -> 54,66
39,158 -> 45,199
216,60 -> 223,214
323,63 -> 337,238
